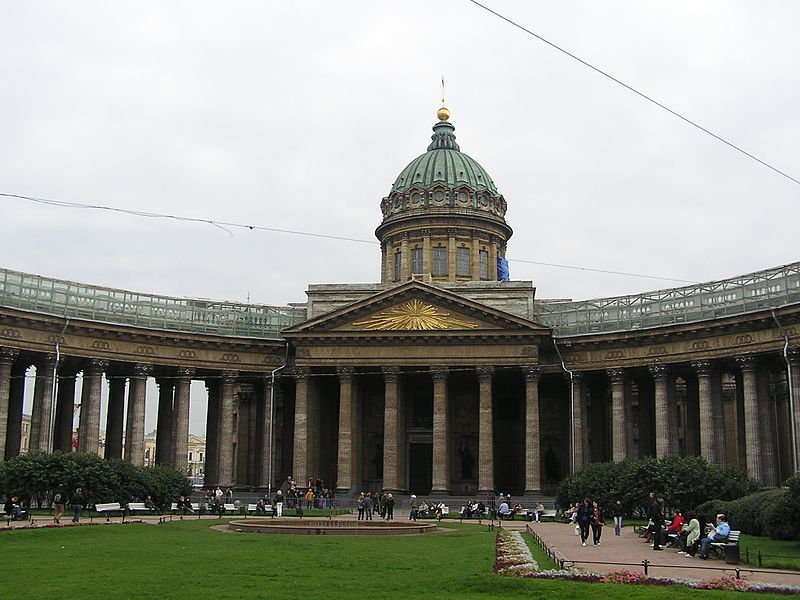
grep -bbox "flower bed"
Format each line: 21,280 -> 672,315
494,529 -> 799,594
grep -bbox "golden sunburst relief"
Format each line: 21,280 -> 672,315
352,299 -> 479,331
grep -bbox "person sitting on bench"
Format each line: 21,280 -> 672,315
498,499 -> 513,520
699,513 -> 730,559
3,496 -> 28,521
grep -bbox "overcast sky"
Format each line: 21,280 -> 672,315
3,1 -> 799,435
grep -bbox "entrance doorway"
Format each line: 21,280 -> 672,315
408,443 -> 432,495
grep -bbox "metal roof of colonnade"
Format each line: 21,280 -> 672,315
1,262 -> 799,339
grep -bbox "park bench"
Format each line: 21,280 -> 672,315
93,502 -> 123,522
709,529 -> 741,564
125,502 -> 160,517
245,504 -> 274,518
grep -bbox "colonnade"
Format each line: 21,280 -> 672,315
2,344 -> 798,492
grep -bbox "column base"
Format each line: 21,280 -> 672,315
523,489 -> 542,495
429,488 -> 452,496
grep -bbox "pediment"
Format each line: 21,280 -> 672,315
282,280 -> 550,338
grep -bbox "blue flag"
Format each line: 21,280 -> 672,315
497,256 -> 510,281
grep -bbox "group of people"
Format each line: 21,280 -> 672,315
354,490 -> 397,520
3,486 -> 84,524
566,498 -> 607,547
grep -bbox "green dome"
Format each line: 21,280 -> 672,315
389,120 -> 498,194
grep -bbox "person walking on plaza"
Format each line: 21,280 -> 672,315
590,500 -> 604,546
650,494 -> 666,550
53,485 -> 66,524
612,499 -> 624,536
71,487 -> 84,523
576,498 -> 592,547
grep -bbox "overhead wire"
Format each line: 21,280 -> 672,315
3,192 -> 695,285
466,0 -> 800,188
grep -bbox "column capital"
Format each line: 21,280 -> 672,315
221,370 -> 238,383
476,366 -> 494,381
607,368 -> 625,384
522,365 -> 541,382
86,358 -> 109,375
337,366 -> 354,380
787,347 -> 800,365
382,366 -> 400,383
36,353 -> 58,369
430,366 -> 449,382
176,367 -> 195,379
692,359 -> 713,376
735,355 -> 757,372
132,364 -> 152,378
571,371 -> 584,383
648,364 -> 669,380
446,227 -> 458,237
0,347 -> 20,363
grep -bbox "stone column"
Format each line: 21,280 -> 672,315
431,367 -> 451,495
125,364 -> 150,466
758,365 -> 778,487
571,372 -> 585,472
736,356 -> 763,483
260,375 -> 281,490
155,377 -> 174,466
488,237 -> 499,281
382,367 -> 401,491
78,359 -> 107,455
470,230 -> 480,280
172,367 -> 194,473
422,228 -> 431,275
650,364 -> 671,458
204,379 -> 220,487
0,348 -> 19,461
335,367 -> 355,493
447,228 -> 457,282
608,368 -> 627,462
400,233 -> 410,281
29,354 -> 56,453
292,367 -> 310,489
524,366 -> 541,492
217,370 -> 237,488
53,367 -> 78,453
693,360 -> 716,465
477,366 -> 494,493
6,362 -> 27,458
104,374 -> 126,460
789,349 -> 800,475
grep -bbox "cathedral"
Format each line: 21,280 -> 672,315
1,107 -> 798,498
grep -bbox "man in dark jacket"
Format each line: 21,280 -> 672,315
650,494 -> 666,550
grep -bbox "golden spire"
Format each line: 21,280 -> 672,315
437,76 -> 450,121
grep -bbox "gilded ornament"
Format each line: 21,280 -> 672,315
353,299 -> 478,330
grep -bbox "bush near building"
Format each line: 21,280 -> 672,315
697,474 -> 800,541
557,455 -> 759,518
0,451 -> 190,510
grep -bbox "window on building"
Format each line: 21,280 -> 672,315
393,251 -> 402,281
189,452 -> 193,461
433,247 -> 447,276
411,247 -> 423,274
479,250 -> 489,279
456,247 -> 470,276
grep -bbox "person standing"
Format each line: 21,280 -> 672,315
590,500 -> 605,546
53,485 -> 66,524
71,487 -> 84,523
274,490 -> 284,517
409,494 -> 418,521
386,493 -> 395,520
576,498 -> 592,547
612,499 -> 624,536
650,494 -> 666,550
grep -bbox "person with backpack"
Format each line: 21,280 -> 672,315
53,485 -> 67,524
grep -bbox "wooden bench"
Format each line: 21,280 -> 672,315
709,530 -> 741,563
245,504 -> 274,518
94,502 -> 123,522
126,502 -> 160,517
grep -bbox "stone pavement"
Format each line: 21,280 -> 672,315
496,517 -> 800,588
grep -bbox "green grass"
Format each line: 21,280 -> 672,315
1,519 -> 792,599
740,534 -> 800,571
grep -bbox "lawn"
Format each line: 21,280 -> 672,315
1,519 -> 789,599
